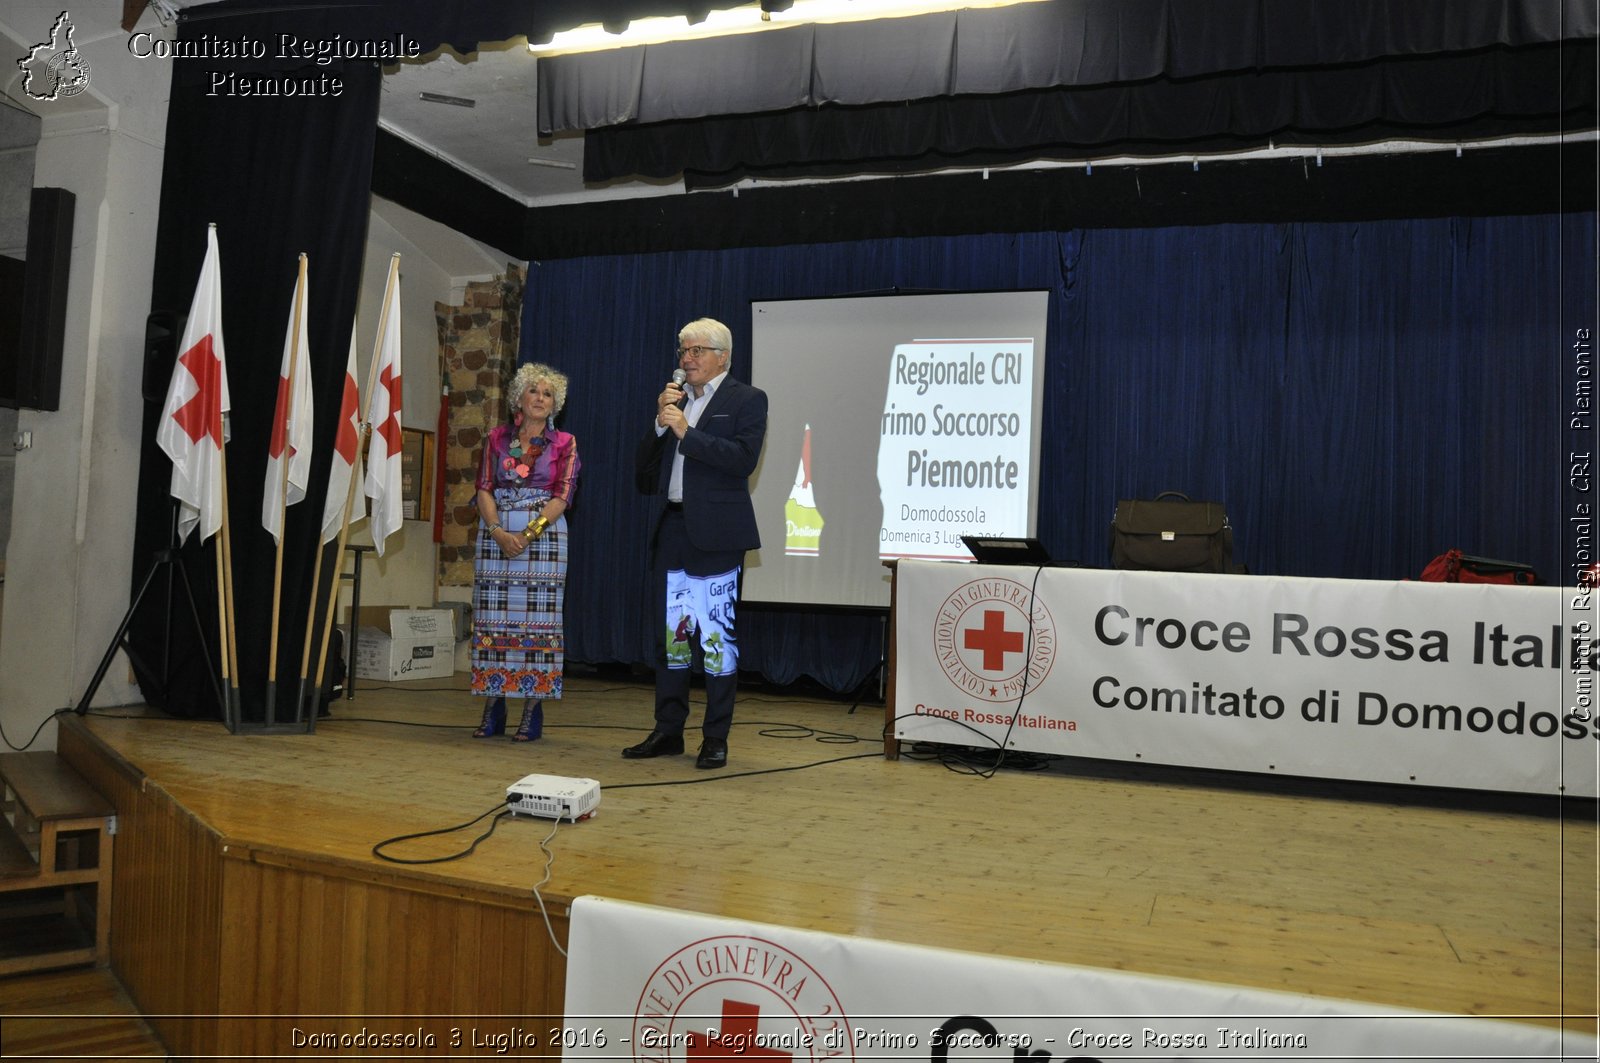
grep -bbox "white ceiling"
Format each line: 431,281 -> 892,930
376,39 -> 660,210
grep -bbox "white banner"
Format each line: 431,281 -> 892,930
894,564 -> 1599,797
564,897 -> 1593,1063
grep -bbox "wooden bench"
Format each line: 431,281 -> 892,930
0,751 -> 115,975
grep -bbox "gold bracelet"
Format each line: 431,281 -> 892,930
525,516 -> 550,540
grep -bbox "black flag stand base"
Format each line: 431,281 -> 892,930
246,681 -> 310,736
74,541 -> 224,721
229,689 -> 314,735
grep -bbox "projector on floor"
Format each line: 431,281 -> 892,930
506,773 -> 601,822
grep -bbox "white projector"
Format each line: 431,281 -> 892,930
506,773 -> 601,822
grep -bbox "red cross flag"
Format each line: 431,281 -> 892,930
156,224 -> 231,544
363,257 -> 404,556
320,324 -> 363,544
261,255 -> 313,543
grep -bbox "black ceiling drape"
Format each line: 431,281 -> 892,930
543,0 -> 1595,134
557,143 -> 1595,259
539,0 -> 1596,185
581,40 -> 1596,185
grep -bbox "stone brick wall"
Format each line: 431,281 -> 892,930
435,264 -> 525,588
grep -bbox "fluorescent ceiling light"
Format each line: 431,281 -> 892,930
528,0 -> 1049,55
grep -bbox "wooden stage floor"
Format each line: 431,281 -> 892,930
55,672 -> 1600,1046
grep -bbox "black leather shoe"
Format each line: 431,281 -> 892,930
695,738 -> 728,770
622,731 -> 685,759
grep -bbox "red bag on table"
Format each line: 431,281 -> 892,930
1418,549 -> 1538,585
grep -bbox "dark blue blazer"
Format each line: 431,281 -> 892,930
636,375 -> 768,553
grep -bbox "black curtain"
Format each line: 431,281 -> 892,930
128,13 -> 383,720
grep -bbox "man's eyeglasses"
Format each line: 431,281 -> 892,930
677,345 -> 724,359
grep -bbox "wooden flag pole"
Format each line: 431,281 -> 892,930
302,422 -> 370,722
266,253 -> 308,726
216,442 -> 241,732
300,253 -> 397,721
294,526 -> 328,723
212,508 -> 232,730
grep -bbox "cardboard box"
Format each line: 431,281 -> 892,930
353,608 -> 456,682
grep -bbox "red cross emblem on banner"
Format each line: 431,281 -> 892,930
963,608 -> 1025,671
686,1000 -> 792,1062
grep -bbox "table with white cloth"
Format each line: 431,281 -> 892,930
886,561 -> 1598,797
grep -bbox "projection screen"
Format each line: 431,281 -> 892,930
744,290 -> 1049,608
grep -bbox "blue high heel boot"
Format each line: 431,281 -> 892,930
473,697 -> 507,737
512,700 -> 543,742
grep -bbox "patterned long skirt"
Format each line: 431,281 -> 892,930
471,507 -> 567,700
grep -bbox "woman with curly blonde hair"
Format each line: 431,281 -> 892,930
470,362 -> 580,741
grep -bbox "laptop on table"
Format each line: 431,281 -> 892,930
960,535 -> 1052,566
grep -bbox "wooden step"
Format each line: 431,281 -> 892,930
0,751 -> 114,975
0,825 -> 35,878
0,753 -> 114,822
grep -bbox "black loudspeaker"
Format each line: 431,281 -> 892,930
0,255 -> 22,393
0,187 -> 75,411
142,309 -> 187,404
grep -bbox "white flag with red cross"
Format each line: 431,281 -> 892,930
363,262 -> 404,556
156,224 -> 231,544
320,324 -> 363,544
261,256 -> 313,544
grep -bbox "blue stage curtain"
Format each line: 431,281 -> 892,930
523,214 -> 1595,691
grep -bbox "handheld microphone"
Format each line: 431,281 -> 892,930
671,368 -> 688,407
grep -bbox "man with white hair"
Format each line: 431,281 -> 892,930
626,317 -> 768,769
